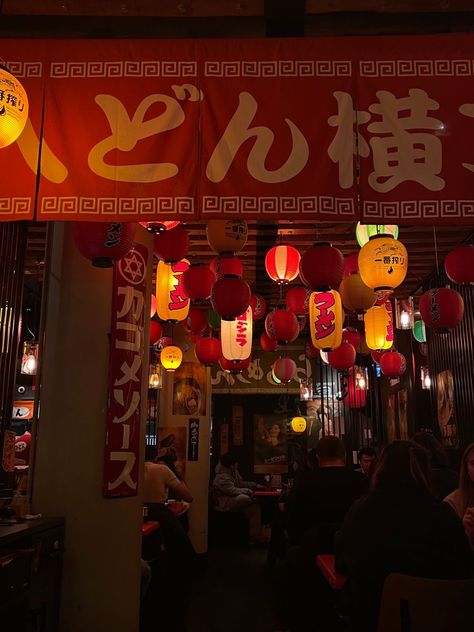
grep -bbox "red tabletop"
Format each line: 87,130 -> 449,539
254,489 -> 281,497
142,521 -> 160,537
316,554 -> 347,590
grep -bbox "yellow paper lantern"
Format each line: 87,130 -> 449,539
358,236 -> 408,293
156,259 -> 190,322
206,220 -> 248,254
339,273 -> 376,313
0,66 -> 29,148
220,306 -> 253,361
309,290 -> 343,352
290,417 -> 307,433
364,304 -> 393,350
160,345 -> 183,371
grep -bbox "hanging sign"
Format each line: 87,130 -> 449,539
187,417 -> 200,461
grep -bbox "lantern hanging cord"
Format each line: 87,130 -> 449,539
433,225 -> 440,276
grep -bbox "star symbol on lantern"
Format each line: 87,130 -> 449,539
119,249 -> 146,285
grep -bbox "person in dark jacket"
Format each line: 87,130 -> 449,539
336,441 -> 472,632
412,430 -> 458,500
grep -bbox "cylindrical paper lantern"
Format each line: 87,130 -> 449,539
182,264 -> 216,300
210,254 -> 244,279
265,309 -> 299,344
221,306 -> 253,361
339,273 -> 376,314
309,290 -> 343,351
207,220 -> 248,254
419,287 -> 464,333
358,236 -> 408,293
161,345 -> 183,371
273,357 -> 297,384
380,351 -> 407,377
211,275 -> 251,321
250,294 -> 267,320
156,259 -> 190,322
300,242 -> 344,290
286,286 -> 310,314
195,336 -> 221,366
73,222 -> 136,267
153,224 -> 189,263
0,66 -> 29,148
444,244 -> 474,285
364,304 -> 393,350
265,244 -> 300,284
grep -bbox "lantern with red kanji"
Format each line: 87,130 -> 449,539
221,306 -> 253,361
140,220 -> 180,233
419,287 -> 464,333
153,224 -> 189,263
250,294 -> 267,320
260,331 -> 278,352
181,264 -> 216,301
207,220 -> 248,254
380,350 -> 407,377
156,259 -> 190,322
286,286 -> 310,315
219,357 -> 250,374
343,253 -> 359,278
195,336 -> 221,366
342,328 -> 361,349
211,275 -> 251,321
210,254 -> 244,279
364,303 -> 393,350
444,244 -> 474,285
273,357 -> 297,384
308,290 -> 343,351
265,309 -> 299,344
300,242 -> 344,290
339,273 -> 376,314
149,320 -> 163,346
72,222 -> 136,267
265,244 -> 300,284
328,342 -> 356,371
185,307 -> 208,335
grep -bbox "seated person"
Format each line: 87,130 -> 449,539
356,447 -> 377,478
212,451 -> 263,543
413,431 -> 458,500
444,442 -> 474,547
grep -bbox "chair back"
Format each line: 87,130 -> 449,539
377,573 -> 474,632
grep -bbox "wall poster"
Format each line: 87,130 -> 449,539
172,362 -> 207,417
254,414 -> 288,474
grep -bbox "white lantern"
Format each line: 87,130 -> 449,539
220,306 -> 253,361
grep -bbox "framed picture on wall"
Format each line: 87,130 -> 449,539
172,362 -> 207,417
253,414 -> 288,474
437,369 -> 458,448
157,426 -> 187,478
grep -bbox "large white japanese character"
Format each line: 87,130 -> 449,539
114,356 -> 142,386
107,451 -> 137,491
367,89 -> 445,192
117,286 -> 145,321
459,103 -> 474,172
328,91 -> 370,189
115,323 -> 143,352
112,389 -> 140,424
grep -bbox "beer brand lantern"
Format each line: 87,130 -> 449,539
286,286 -> 310,315
444,244 -> 474,285
149,320 -> 163,346
260,331 -> 278,352
265,309 -> 299,344
364,304 -> 393,350
358,236 -> 408,293
182,264 -> 216,300
339,273 -> 376,314
161,345 -> 183,371
300,243 -> 344,290
195,336 -> 221,366
0,66 -> 29,148
211,275 -> 251,321
156,259 -> 190,322
273,357 -> 297,384
250,294 -> 267,320
356,223 -> 399,247
380,351 -> 407,378
210,254 -> 244,279
219,357 -> 250,374
72,222 -> 136,267
221,306 -> 253,361
290,417 -> 307,433
207,220 -> 248,254
153,225 -> 189,263
265,244 -> 300,284
309,290 -> 343,351
419,287 -> 464,333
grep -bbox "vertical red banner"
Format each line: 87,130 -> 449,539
103,242 -> 148,497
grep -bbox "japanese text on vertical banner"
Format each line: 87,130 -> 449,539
103,242 -> 148,497
187,418 -> 200,461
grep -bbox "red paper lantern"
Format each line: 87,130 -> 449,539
185,307 -> 208,335
265,309 -> 299,344
149,320 -> 163,346
305,340 -> 319,359
419,287 -> 464,333
273,357 -> 297,383
260,331 -> 278,352
265,244 -> 300,284
210,254 -> 243,279
444,244 -> 474,285
250,294 -> 267,320
380,351 -> 407,377
343,252 -> 359,277
299,242 -> 344,290
219,357 -> 250,374
153,225 -> 189,263
328,342 -> 356,371
371,349 -> 385,364
211,275 -> 251,321
342,328 -> 361,349
72,222 -> 136,267
286,286 -> 310,314
343,383 -> 366,409
140,220 -> 180,233
182,264 -> 216,300
195,336 -> 221,366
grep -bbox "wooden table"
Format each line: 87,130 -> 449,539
254,489 -> 281,498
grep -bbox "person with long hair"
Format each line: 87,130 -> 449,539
412,431 -> 458,499
445,442 -> 474,545
336,441 -> 472,632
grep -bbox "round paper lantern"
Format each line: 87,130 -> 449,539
150,294 -> 157,318
265,309 -> 299,344
140,220 -> 180,233
309,290 -> 343,351
339,273 -> 376,314
328,342 -> 356,371
273,357 -> 297,383
210,254 -> 243,279
419,287 -> 464,333
153,225 -> 189,262
290,417 -> 307,433
342,328 -> 361,349
300,242 -> 344,290
250,294 -> 267,320
370,349 -> 385,364
358,236 -> 408,293
207,220 -> 248,254
161,345 -> 183,371
156,259 -> 190,322
221,306 -> 253,361
207,308 -> 221,331
380,351 -> 407,377
364,304 -> 393,350
260,331 -> 278,352
0,66 -> 29,148
413,320 -> 427,343
72,222 -> 136,267
343,383 -> 367,409
265,244 -> 300,284
219,357 -> 250,374
211,275 -> 251,321
356,223 -> 399,247
286,286 -> 310,314
182,264 -> 216,300
343,253 -> 359,278
195,336 -> 221,366
149,320 -> 163,346
185,307 -> 208,335
444,244 -> 474,285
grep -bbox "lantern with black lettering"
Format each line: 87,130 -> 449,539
207,220 -> 248,254
156,259 -> 190,322
0,66 -> 29,148
290,417 -> 307,433
358,235 -> 408,293
364,303 -> 393,350
309,290 -> 343,351
221,306 -> 253,361
161,345 -> 183,371
419,287 -> 464,334
195,336 -> 221,367
73,222 -> 136,268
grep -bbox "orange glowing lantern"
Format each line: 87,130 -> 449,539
339,273 -> 376,314
221,306 -> 253,361
364,303 -> 393,350
207,220 -> 248,254
160,345 -> 183,371
156,259 -> 190,322
358,235 -> 408,293
0,66 -> 29,148
309,290 -> 343,351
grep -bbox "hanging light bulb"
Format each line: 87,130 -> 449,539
395,297 -> 414,330
355,367 -> 368,390
148,364 -> 162,389
21,341 -> 39,375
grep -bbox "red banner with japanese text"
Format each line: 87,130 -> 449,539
103,241 -> 148,497
1,35 -> 474,224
